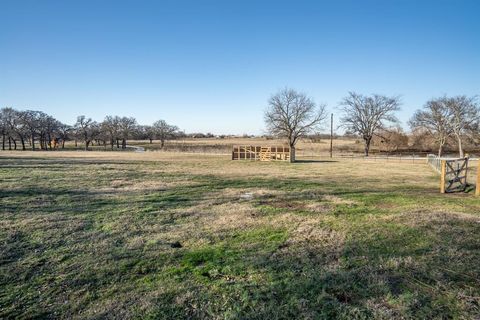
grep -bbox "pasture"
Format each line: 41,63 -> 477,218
1,151 -> 479,319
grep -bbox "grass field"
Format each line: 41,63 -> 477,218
1,152 -> 479,319
63,137 -> 363,156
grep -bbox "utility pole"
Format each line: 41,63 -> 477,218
330,113 -> 333,158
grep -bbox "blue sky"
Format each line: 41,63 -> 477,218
1,0 -> 479,135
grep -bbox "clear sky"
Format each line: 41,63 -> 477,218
1,0 -> 479,135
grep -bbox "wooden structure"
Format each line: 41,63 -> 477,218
232,145 -> 290,161
476,164 -> 480,196
439,157 -> 469,194
427,155 -> 471,194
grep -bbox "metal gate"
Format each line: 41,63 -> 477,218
441,157 -> 469,193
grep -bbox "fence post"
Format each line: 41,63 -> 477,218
440,160 -> 446,194
476,163 -> 480,196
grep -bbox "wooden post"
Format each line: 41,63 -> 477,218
476,162 -> 480,196
440,160 -> 446,194
330,113 -> 333,158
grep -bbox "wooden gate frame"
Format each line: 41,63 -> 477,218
476,163 -> 480,196
232,145 -> 290,161
440,157 -> 469,193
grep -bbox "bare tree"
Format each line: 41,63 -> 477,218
18,110 -> 42,150
74,116 -> 96,150
119,117 -> 137,149
409,96 -> 480,157
0,110 -> 6,150
142,125 -> 156,144
264,88 -> 326,162
40,115 -> 59,150
446,96 -> 480,158
409,98 -> 454,157
101,116 -> 122,149
56,123 -> 72,149
1,108 -> 17,150
153,120 -> 178,149
339,92 -> 401,156
373,126 -> 409,152
6,108 -> 28,150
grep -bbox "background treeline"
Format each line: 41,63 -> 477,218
2,93 -> 480,157
0,108 -> 182,151
336,94 -> 480,157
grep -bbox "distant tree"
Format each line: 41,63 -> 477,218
74,116 -> 96,150
373,127 -> 409,152
0,108 -> 24,150
176,130 -> 187,139
0,110 -> 6,150
40,115 -> 59,150
339,92 -> 401,156
11,109 -> 29,150
18,110 -> 42,150
153,120 -> 178,149
119,117 -> 137,149
141,125 -> 156,144
264,88 -> 326,162
409,98 -> 454,157
446,96 -> 480,158
56,123 -> 72,149
101,116 -> 122,149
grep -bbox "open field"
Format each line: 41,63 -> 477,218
137,138 -> 364,156
52,137 -> 480,158
60,137 -> 362,156
1,151 -> 479,319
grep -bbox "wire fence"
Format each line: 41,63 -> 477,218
427,154 -> 443,174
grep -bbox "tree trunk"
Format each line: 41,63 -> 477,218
62,140 -> 65,149
364,136 -> 372,156
149,138 -> 153,144
289,145 -> 296,163
160,139 -> 165,149
122,139 -> 126,149
31,133 -> 35,150
116,139 -> 120,149
438,143 -> 443,157
456,135 -> 464,158
85,140 -> 89,151
12,138 -> 17,150
8,136 -> 11,150
20,136 -> 26,150
2,134 -> 5,150
40,134 -> 45,150
75,139 -> 78,147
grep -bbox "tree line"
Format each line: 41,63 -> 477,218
3,90 -> 479,159
264,88 -> 479,162
0,108 -> 180,151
